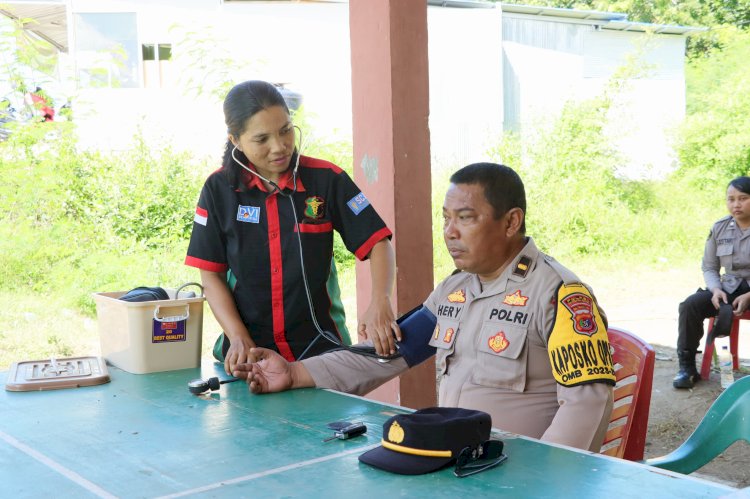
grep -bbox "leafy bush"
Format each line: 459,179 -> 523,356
480,77 -> 725,268
0,120 -> 207,311
677,30 -> 750,185
0,107 -> 363,314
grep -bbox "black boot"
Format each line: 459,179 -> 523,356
673,349 -> 700,389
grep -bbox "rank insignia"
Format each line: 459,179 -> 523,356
488,332 -> 509,353
447,289 -> 466,303
443,327 -> 455,343
503,290 -> 528,307
304,196 -> 325,219
512,256 -> 532,278
561,292 -> 598,336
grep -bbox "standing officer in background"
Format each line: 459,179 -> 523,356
233,163 -> 615,452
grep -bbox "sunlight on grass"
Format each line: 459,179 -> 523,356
0,292 -> 99,370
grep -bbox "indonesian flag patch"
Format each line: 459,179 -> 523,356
194,207 -> 208,226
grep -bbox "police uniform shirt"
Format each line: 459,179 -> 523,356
185,155 -> 392,361
702,215 -> 750,294
302,238 -> 614,452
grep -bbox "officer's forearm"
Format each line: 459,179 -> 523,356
289,361 -> 316,389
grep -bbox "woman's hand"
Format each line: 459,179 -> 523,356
359,238 -> 398,357
711,288 -> 728,309
224,335 -> 257,375
200,269 -> 258,375
358,295 -> 401,357
733,292 -> 750,315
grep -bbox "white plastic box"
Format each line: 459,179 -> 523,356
93,289 -> 205,374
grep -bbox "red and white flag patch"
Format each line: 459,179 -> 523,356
194,207 -> 208,226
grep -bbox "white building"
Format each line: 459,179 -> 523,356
1,0 -> 701,175
500,4 -> 699,178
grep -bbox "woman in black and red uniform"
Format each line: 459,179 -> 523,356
186,80 -> 398,375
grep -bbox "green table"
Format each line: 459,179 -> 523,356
0,362 -> 734,498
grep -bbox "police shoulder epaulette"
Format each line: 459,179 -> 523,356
714,215 -> 733,229
511,255 -> 532,278
542,255 -> 580,285
716,214 -> 732,223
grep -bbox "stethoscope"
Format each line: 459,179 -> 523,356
229,127 -> 337,359
188,126 -> 399,395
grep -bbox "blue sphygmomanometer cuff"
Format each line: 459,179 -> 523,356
396,305 -> 437,367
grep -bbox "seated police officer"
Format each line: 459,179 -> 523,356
233,163 -> 615,452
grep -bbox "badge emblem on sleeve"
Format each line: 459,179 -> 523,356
347,192 -> 370,215
561,293 -> 598,336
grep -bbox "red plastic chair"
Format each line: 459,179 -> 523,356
600,327 -> 655,461
700,310 -> 750,381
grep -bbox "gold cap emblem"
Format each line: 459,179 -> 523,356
388,421 -> 405,443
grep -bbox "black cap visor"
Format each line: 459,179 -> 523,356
358,446 -> 454,475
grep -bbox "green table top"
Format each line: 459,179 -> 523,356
0,362 -> 734,498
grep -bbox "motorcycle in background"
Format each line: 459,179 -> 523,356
0,96 -> 43,141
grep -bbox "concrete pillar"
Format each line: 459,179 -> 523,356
349,1 -> 436,409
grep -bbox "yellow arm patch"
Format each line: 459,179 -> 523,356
548,283 -> 616,387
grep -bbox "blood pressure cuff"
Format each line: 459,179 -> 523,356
547,283 -> 616,387
119,286 -> 169,302
396,306 -> 437,367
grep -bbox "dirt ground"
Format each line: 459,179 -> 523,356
644,346 -> 749,488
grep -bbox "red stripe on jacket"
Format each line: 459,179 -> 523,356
295,222 -> 333,233
184,255 -> 228,273
355,227 -> 392,261
266,195 -> 295,361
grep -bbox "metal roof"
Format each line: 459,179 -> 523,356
500,3 -> 705,34
603,19 -> 706,35
431,1 -> 704,34
0,1 -> 68,52
501,3 -> 627,21
428,0 -> 495,7
0,0 -> 704,57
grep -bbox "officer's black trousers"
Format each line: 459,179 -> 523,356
677,280 -> 750,351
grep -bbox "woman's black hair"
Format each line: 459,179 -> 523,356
220,80 -> 290,190
728,176 -> 750,196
